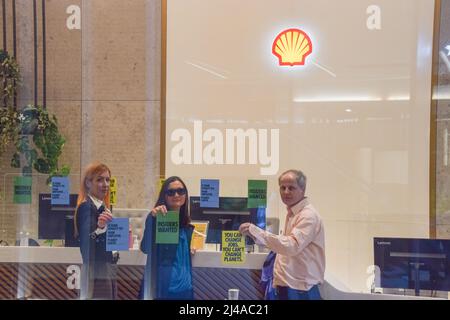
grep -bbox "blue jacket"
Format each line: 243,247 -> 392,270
260,251 -> 277,300
76,198 -> 113,269
76,197 -> 115,299
140,214 -> 194,299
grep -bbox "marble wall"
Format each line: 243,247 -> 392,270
0,0 -> 162,244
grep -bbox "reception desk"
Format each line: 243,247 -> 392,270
0,247 -> 266,300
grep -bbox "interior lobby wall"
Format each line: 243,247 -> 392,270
435,0 -> 450,239
0,0 -> 162,244
166,0 -> 435,291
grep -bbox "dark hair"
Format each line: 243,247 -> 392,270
155,176 -> 191,227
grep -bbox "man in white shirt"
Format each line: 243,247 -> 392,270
239,169 -> 325,300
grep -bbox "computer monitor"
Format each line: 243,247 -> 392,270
38,193 -> 78,240
190,196 -> 266,245
374,237 -> 450,295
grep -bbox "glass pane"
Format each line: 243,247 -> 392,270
0,0 -> 448,301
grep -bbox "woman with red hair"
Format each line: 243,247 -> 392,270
74,162 -> 115,299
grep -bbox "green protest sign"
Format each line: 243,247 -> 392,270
247,180 -> 267,208
156,211 -> 179,244
14,177 -> 32,204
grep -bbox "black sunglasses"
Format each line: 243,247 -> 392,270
165,188 -> 187,197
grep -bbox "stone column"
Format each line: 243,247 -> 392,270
15,0 -> 35,107
144,0 -> 162,208
80,0 -> 162,208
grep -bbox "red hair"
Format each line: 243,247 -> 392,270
74,162 -> 111,237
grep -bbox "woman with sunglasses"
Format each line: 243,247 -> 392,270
140,176 -> 195,300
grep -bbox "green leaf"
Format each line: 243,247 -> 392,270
29,149 -> 38,162
16,135 -> 30,152
34,158 -> 50,174
10,153 -> 20,168
60,165 -> 71,176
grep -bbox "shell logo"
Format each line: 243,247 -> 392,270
272,28 -> 313,66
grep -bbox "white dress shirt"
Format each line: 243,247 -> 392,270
248,198 -> 325,291
89,195 -> 107,236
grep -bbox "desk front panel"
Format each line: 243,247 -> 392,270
0,263 -> 263,300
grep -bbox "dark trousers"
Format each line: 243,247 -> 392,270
276,285 -> 321,300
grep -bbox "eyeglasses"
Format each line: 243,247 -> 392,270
165,188 -> 187,197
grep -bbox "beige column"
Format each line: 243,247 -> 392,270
80,0 -> 162,208
15,0 -> 35,107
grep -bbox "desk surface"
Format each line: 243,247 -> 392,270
0,246 -> 268,269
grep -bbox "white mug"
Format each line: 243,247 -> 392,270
228,288 -> 239,300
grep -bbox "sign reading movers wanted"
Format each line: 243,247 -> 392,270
221,231 -> 245,265
106,218 -> 129,251
156,211 -> 179,244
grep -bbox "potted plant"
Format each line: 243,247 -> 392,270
0,50 -> 70,183
0,49 -> 20,156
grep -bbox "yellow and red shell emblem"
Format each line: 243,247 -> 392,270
272,28 -> 313,66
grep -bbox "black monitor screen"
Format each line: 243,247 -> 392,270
190,196 -> 266,244
374,237 -> 450,292
38,193 -> 78,240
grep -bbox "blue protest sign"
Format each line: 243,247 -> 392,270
51,177 -> 70,205
200,179 -> 220,208
106,218 -> 129,251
